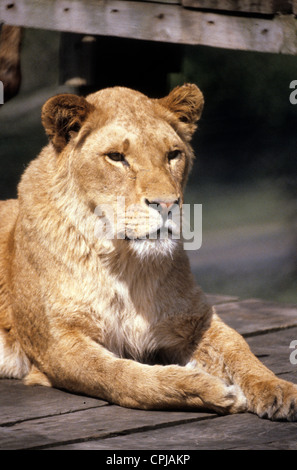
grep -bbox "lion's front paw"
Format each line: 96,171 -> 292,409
227,385 -> 248,414
208,383 -> 247,415
248,379 -> 297,421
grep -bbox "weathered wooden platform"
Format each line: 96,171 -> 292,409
1,0 -> 297,55
1,294 -> 297,451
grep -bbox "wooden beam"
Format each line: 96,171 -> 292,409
1,0 -> 297,54
182,0 -> 293,15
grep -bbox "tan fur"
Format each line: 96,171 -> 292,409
0,25 -> 22,102
0,84 -> 297,420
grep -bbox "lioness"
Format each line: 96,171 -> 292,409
0,84 -> 296,420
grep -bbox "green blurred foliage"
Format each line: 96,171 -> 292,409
171,46 -> 297,188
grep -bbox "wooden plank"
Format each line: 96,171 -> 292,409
182,0 -> 293,15
205,293 -> 239,305
246,326 -> 297,377
0,404 -> 212,450
215,299 -> 297,336
0,0 -> 297,54
141,0 -> 182,3
48,412 -> 297,449
0,379 -> 107,426
293,0 -> 297,14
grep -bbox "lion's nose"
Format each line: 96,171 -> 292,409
144,198 -> 180,213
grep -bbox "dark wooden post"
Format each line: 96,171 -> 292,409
59,33 -> 184,98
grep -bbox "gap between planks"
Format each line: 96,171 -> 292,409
20,413 -> 220,451
0,402 -> 112,428
243,323 -> 297,338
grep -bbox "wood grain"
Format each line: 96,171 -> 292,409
48,411 -> 297,450
182,0 -> 293,15
0,379 -> 107,427
0,0 -> 297,54
215,299 -> 297,336
0,399 -> 211,450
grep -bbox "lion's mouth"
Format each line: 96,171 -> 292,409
124,227 -> 174,241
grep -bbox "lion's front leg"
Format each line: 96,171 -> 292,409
26,329 -> 246,414
192,312 -> 297,421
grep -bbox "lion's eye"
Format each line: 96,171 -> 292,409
168,150 -> 181,162
106,152 -> 126,162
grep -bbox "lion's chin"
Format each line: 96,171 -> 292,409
127,238 -> 179,259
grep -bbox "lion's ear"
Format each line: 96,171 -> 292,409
41,94 -> 94,153
157,83 -> 204,135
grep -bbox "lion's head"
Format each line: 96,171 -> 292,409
41,84 -> 204,258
